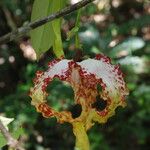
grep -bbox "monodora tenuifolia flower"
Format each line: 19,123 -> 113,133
29,54 -> 128,150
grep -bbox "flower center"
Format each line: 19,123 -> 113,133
69,104 -> 82,119
92,95 -> 107,111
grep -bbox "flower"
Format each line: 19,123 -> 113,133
29,54 -> 128,129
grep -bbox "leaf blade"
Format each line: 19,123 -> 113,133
30,0 -> 55,59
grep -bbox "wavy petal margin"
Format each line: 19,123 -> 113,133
79,54 -> 128,124
29,54 -> 128,124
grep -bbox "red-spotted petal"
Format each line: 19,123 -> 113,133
29,59 -> 73,118
78,54 -> 128,124
79,55 -> 128,103
29,54 -> 128,125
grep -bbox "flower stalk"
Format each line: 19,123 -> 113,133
75,9 -> 82,49
73,122 -> 90,150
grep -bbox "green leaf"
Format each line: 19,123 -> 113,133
0,127 -> 24,148
0,133 -> 7,148
31,0 -> 54,59
12,127 -> 24,139
51,0 -> 65,58
30,0 -> 66,59
67,27 -> 79,41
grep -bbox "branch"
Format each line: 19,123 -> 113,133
0,0 -> 95,45
0,120 -> 25,150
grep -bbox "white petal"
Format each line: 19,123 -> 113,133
79,58 -> 128,102
30,59 -> 72,107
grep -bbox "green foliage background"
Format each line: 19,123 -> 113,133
0,0 -> 150,149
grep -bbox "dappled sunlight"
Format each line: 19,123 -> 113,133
92,14 -> 107,23
20,41 -> 37,61
8,56 -> 15,63
0,57 -> 5,65
71,0 -> 82,4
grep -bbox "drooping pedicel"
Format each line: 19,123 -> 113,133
29,54 -> 128,129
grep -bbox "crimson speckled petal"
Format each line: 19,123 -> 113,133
29,54 -> 128,125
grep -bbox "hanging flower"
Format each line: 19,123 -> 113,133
29,54 -> 128,129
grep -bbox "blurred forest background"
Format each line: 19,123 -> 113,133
0,0 -> 150,150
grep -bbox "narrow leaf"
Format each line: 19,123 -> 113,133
67,27 -> 79,41
51,0 -> 66,58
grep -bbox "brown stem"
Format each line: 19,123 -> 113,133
0,0 -> 95,45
